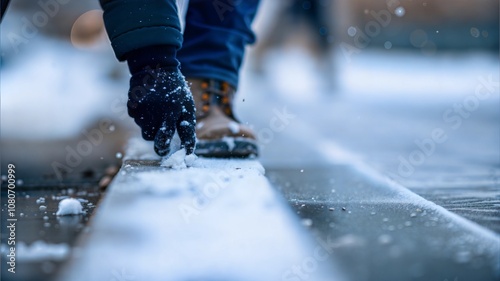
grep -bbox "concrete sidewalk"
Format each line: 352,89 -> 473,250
59,156 -> 340,281
58,145 -> 499,281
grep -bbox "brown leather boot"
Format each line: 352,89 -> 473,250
188,78 -> 258,158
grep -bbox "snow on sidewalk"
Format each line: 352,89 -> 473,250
59,139 -> 340,281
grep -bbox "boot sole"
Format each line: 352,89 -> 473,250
195,138 -> 259,158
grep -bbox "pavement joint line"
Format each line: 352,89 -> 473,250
268,138 -> 500,279
317,139 -> 500,242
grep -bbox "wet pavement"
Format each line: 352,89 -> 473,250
1,116 -> 124,281
268,166 -> 500,281
2,132 -> 499,281
238,57 -> 500,237
409,185 -> 500,234
0,183 -> 103,281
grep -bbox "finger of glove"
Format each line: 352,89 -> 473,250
154,119 -> 177,156
177,106 -> 196,155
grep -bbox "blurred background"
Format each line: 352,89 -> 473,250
1,0 -> 128,185
0,0 -> 499,280
1,0 -> 498,182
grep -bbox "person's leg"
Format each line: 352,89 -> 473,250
178,0 -> 261,158
178,0 -> 260,88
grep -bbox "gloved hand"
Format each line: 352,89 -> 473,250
126,46 -> 196,156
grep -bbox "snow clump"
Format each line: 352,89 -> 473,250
56,198 -> 83,216
161,148 -> 198,169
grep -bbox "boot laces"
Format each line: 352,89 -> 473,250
200,79 -> 235,119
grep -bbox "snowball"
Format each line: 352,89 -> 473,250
161,149 -> 187,169
56,198 -> 83,216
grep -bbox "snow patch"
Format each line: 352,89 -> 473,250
56,198 -> 83,216
1,241 -> 70,262
161,148 -> 187,169
160,149 -> 198,169
60,155 -> 338,281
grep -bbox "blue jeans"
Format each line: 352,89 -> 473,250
177,0 -> 260,87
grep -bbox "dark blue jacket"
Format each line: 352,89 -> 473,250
100,0 -> 182,61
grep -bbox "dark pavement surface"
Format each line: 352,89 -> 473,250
268,165 -> 500,281
409,185 -> 500,234
0,184 -> 103,281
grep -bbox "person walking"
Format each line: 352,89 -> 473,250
100,0 -> 260,158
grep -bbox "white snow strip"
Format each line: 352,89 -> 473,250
60,155 -> 337,280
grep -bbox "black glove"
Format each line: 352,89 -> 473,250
126,46 -> 196,156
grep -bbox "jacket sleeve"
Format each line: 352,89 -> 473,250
100,0 -> 182,61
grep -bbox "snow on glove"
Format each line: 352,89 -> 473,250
127,67 -> 196,156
